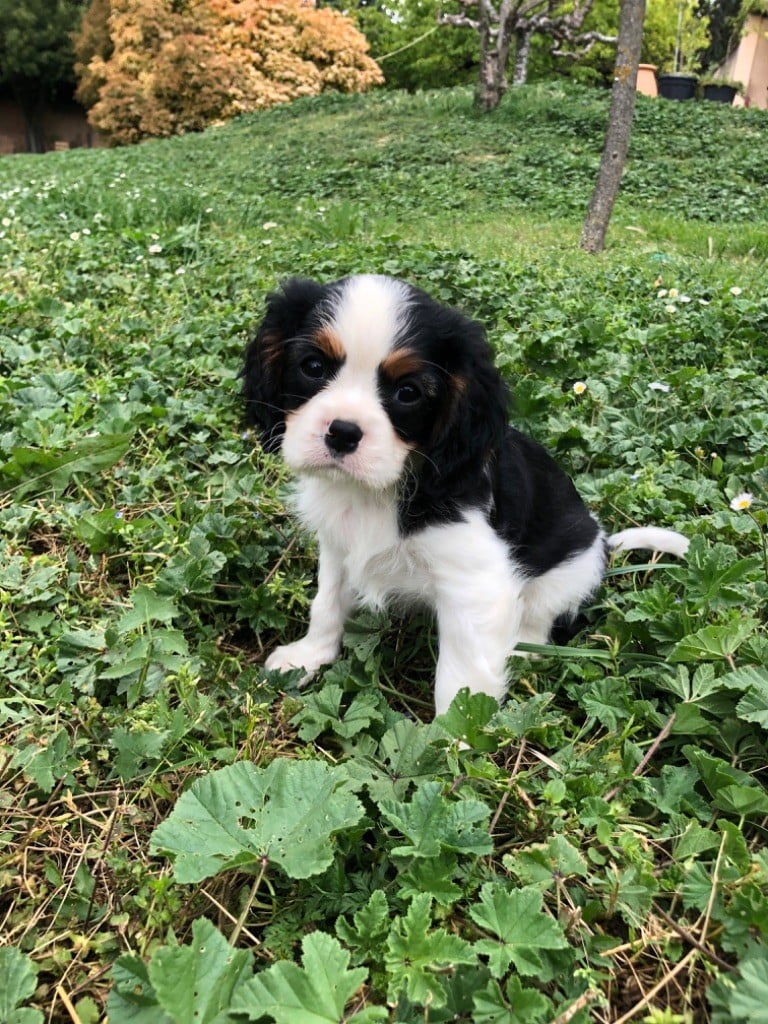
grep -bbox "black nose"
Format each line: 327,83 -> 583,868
325,419 -> 363,455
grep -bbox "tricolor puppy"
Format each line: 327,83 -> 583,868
241,274 -> 688,716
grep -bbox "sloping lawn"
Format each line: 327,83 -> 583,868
1,83 -> 767,1023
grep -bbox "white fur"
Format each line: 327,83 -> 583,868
268,480 -> 618,715
608,526 -> 689,559
281,276 -> 413,489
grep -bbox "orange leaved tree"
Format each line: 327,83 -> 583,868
74,0 -> 383,145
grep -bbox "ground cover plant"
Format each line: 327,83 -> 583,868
1,82 -> 767,1023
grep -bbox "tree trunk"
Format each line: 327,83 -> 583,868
475,0 -> 504,111
12,79 -> 46,154
512,27 -> 532,85
580,0 -> 646,254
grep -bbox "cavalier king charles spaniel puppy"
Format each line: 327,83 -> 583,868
241,274 -> 688,716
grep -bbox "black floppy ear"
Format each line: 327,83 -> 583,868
399,305 -> 509,530
426,316 -> 509,495
240,277 -> 326,452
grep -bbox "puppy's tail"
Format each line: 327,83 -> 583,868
608,526 -> 689,558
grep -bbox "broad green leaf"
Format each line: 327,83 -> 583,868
670,618 -> 759,662
0,948 -> 43,1024
107,956 -> 173,1024
379,781 -> 492,859
385,893 -> 476,1007
0,432 -> 133,498
437,687 -> 499,751
398,853 -> 463,906
150,759 -> 364,881
149,918 -> 253,1024
336,890 -> 390,955
735,671 -> 768,727
709,949 -> 768,1023
685,747 -> 768,817
473,976 -> 551,1024
363,719 -> 448,802
504,834 -> 588,887
232,931 -> 387,1023
469,883 -> 568,977
118,586 -> 181,632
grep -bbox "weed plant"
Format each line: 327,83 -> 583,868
1,82 -> 767,1023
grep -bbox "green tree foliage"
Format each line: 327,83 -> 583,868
0,0 -> 85,152
348,0 -> 478,91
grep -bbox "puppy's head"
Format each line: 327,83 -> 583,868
241,274 -> 509,495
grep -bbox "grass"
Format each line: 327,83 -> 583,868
1,81 -> 767,1023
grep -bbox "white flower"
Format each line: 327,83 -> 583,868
668,287 -> 679,299
665,304 -> 677,314
730,492 -> 753,511
657,289 -> 668,299
679,294 -> 691,303
148,243 -> 163,254
175,267 -> 186,276
262,221 -> 278,231
648,381 -> 671,393
1,217 -> 11,227
730,286 -> 743,296
573,380 -> 587,395
69,231 -> 81,241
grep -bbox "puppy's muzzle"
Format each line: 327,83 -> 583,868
325,419 -> 363,456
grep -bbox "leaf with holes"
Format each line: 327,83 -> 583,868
150,759 -> 364,882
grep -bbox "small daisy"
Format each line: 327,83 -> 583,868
657,288 -> 668,299
668,287 -> 679,299
262,221 -> 278,231
148,243 -> 163,254
729,286 -> 743,296
730,492 -> 753,511
665,304 -> 677,314
694,446 -> 705,458
648,381 -> 671,393
678,294 -> 691,303
175,266 -> 186,276
69,231 -> 81,241
573,380 -> 587,395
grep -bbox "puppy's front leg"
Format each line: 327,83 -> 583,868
265,543 -> 353,683
426,520 -> 525,717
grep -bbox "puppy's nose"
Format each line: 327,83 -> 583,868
325,419 -> 363,455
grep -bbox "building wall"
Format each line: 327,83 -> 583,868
721,15 -> 768,110
0,99 -> 106,154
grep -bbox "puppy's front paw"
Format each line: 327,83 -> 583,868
265,639 -> 337,686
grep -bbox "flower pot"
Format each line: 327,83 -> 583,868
702,83 -> 737,104
636,64 -> 658,98
657,73 -> 698,101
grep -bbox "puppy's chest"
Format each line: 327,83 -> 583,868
296,480 -> 433,605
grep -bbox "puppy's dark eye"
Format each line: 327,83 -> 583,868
301,355 -> 327,380
394,381 -> 422,405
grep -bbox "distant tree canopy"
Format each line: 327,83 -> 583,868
0,0 -> 85,151
74,0 -> 384,145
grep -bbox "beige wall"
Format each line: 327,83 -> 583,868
721,14 -> 768,110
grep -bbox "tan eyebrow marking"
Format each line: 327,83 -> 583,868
379,347 -> 424,380
313,326 -> 346,361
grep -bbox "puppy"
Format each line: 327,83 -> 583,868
241,274 -> 688,716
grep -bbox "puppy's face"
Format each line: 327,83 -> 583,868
242,274 -> 508,493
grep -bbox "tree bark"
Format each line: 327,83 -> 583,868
580,0 -> 646,254
512,27 -> 532,85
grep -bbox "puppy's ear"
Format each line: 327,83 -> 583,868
400,307 -> 508,530
427,317 -> 509,493
240,277 -> 325,452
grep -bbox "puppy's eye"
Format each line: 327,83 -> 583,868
394,381 -> 422,406
301,355 -> 327,380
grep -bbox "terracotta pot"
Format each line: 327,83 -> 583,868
636,64 -> 658,98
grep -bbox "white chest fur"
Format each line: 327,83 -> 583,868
294,475 -> 436,609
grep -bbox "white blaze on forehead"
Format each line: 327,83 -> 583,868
329,275 -> 411,373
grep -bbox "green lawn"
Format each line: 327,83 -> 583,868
1,82 -> 767,1023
